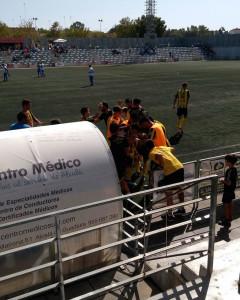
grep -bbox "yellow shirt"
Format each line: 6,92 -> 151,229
26,110 -> 33,127
149,146 -> 183,176
177,89 -> 190,108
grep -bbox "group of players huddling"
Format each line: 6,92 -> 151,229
80,83 -> 190,222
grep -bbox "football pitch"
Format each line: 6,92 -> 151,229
1,60 -> 240,162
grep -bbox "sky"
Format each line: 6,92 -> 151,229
1,0 -> 240,32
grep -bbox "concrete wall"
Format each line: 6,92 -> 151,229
212,47 -> 240,59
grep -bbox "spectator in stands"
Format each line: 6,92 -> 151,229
218,154 -> 238,227
173,82 -> 190,133
145,139 -> 185,222
109,122 -> 130,195
22,99 -> 43,127
89,64 -> 94,86
10,112 -> 31,130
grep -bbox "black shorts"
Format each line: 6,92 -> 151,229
222,192 -> 235,204
158,168 -> 184,190
177,108 -> 188,117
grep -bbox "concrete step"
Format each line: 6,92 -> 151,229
147,237 -> 240,300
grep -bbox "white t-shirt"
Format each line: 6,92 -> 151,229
89,67 -> 94,76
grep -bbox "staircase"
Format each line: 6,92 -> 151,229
89,49 -> 101,64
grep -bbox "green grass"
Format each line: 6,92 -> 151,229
1,61 -> 240,162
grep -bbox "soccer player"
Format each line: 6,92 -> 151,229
22,99 -> 43,127
40,62 -> 45,77
89,64 -> 94,86
173,82 -> 190,132
139,116 -> 169,147
107,106 -> 122,139
94,102 -> 112,127
3,64 -> 8,82
145,140 -> 185,222
10,112 -> 31,130
109,122 -> 130,195
80,107 -> 94,121
124,98 -> 132,120
37,62 -> 41,77
218,154 -> 238,226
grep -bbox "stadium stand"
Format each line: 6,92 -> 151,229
0,46 -> 206,67
8,49 -> 54,66
56,46 -> 205,65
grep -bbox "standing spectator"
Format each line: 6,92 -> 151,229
10,112 -> 31,130
2,64 -> 8,82
89,64 -> 94,86
145,140 -> 185,222
173,82 -> 190,133
218,154 -> 238,226
22,99 -> 43,127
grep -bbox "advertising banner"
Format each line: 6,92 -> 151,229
0,38 -> 24,43
199,154 -> 240,198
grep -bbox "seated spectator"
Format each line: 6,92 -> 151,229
10,112 -> 31,130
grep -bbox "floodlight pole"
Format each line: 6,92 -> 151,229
98,19 -> 103,32
33,17 -> 38,30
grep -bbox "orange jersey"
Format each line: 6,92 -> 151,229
107,116 -> 121,139
150,122 -> 167,147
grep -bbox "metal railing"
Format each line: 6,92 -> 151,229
0,175 -> 218,300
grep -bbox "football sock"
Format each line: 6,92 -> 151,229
181,117 -> 187,128
177,119 -> 182,130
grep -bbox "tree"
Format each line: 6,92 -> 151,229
47,22 -> 62,37
70,21 -> 85,30
114,17 -> 137,38
0,21 -> 10,37
218,27 -> 226,35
